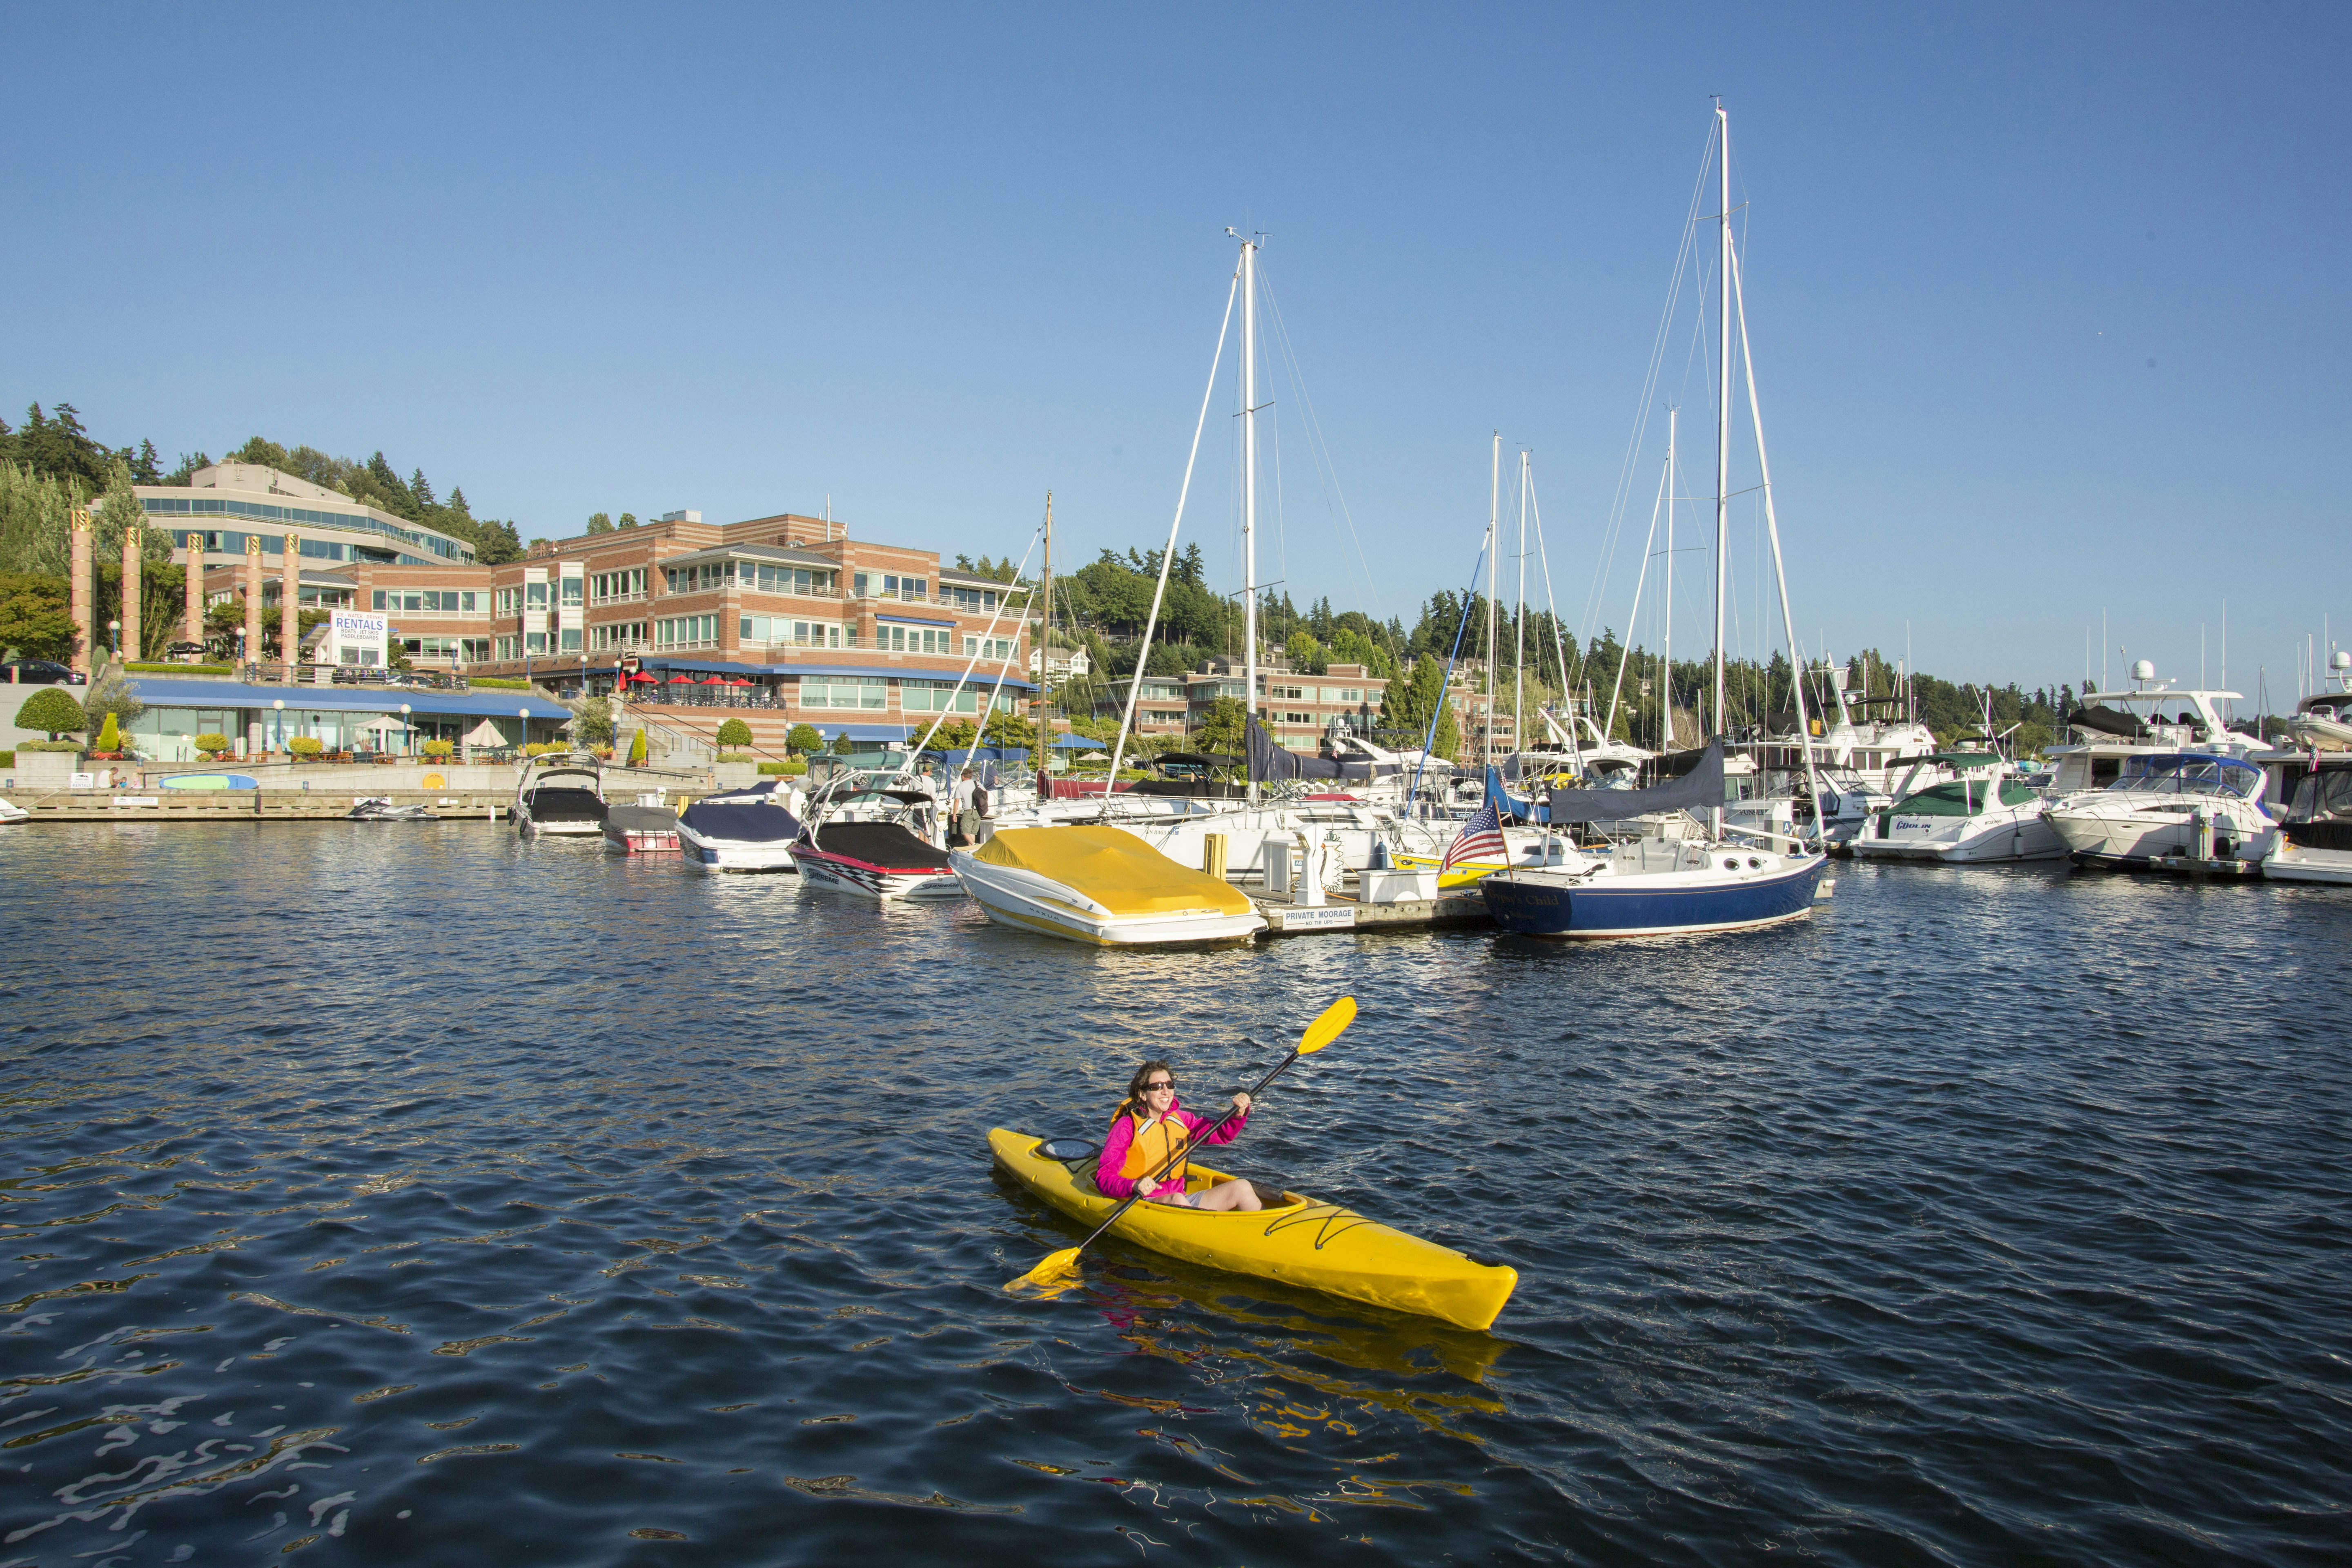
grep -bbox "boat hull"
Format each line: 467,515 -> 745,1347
951,853 -> 1265,945
790,844 -> 962,900
988,1129 -> 1516,1332
1852,807 -> 2066,864
2047,801 -> 2269,871
677,824 -> 800,872
1482,853 -> 1828,939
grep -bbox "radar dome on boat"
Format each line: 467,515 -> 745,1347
2131,659 -> 2156,681
2333,650 -> 2350,673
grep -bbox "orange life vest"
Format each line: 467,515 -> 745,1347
1113,1107 -> 1193,1190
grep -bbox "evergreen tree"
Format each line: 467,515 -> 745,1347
132,440 -> 162,484
586,512 -> 615,534
618,513 -> 638,529
410,469 -> 435,508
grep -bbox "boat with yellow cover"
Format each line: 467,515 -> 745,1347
952,825 -> 1266,945
988,1128 -> 1517,1331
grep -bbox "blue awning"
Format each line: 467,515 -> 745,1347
127,677 -> 572,720
876,613 -> 956,628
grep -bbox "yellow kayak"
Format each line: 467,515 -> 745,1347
989,1127 -> 1517,1332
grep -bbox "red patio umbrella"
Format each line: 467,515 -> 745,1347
629,671 -> 658,683
665,674 -> 694,684
697,675 -> 725,684
726,677 -> 754,687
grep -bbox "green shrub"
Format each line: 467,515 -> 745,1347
17,739 -> 82,752
0,750 -> 10,767
193,732 -> 231,757
94,712 -> 121,752
126,662 -> 235,675
420,739 -> 454,759
628,728 -> 647,766
785,723 -> 824,754
715,717 -> 753,748
287,736 -> 324,759
757,760 -> 810,776
15,688 -> 84,739
470,676 -> 530,690
716,749 -> 755,763
523,741 -> 568,757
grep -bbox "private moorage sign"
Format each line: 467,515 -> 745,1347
327,610 -> 389,667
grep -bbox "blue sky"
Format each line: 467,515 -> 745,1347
4,3 -> 2344,701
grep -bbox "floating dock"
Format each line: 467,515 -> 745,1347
1251,887 -> 1492,936
8,789 -> 512,823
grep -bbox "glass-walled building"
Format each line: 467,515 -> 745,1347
144,462 -> 477,575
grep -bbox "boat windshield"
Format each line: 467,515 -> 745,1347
2106,755 -> 2261,800
2285,767 -> 2352,824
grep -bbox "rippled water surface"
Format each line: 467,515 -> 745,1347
3,823 -> 2347,1565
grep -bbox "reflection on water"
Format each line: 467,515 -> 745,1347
2,826 -> 2348,1564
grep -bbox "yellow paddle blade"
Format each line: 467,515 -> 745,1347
1296,995 -> 1357,1055
1004,1245 -> 1084,1296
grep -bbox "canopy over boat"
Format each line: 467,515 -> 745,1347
1889,779 -> 2042,816
968,826 -> 1255,918
1546,742 -> 1724,822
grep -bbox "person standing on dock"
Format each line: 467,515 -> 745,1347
950,766 -> 979,847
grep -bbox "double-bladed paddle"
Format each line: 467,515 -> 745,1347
1004,995 -> 1357,1295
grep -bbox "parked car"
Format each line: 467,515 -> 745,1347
3,659 -> 85,685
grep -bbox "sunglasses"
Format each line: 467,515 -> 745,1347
1142,1079 -> 1176,1091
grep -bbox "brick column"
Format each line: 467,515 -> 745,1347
243,536 -> 263,674
280,530 -> 300,682
183,536 -> 204,649
121,524 -> 142,664
69,507 -> 93,675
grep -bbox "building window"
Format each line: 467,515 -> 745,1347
590,622 -> 648,651
526,632 -> 548,655
900,679 -> 979,715
803,675 -> 889,710
961,635 -> 1016,661
591,569 -> 647,604
663,563 -> 734,594
944,585 -> 1000,613
560,577 -> 583,606
655,614 -> 720,650
560,628 -> 581,652
526,581 -> 548,609
739,616 -> 845,648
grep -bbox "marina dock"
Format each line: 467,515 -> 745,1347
1252,886 -> 1492,935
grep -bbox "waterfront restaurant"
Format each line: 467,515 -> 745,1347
116,678 -> 574,762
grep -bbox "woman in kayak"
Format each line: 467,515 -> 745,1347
1096,1060 -> 1262,1212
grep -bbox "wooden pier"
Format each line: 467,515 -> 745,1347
1252,887 -> 1492,936
10,789 -> 513,823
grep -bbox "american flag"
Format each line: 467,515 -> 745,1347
1441,795 -> 1506,872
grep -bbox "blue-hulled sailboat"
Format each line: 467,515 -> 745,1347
1482,103 -> 1833,941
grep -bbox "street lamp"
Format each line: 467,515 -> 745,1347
108,619 -> 121,658
518,706 -> 530,754
399,702 -> 412,755
272,697 -> 285,755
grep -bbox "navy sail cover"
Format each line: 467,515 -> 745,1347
1545,742 -> 1725,822
1245,716 -> 1392,783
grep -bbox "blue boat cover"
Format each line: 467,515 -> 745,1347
681,785 -> 805,843
1546,743 -> 1724,822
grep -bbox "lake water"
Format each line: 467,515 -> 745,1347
2,824 -> 2346,1565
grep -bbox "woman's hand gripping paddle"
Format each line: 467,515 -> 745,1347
1005,996 -> 1356,1296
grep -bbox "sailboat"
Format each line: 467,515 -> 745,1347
1483,104 -> 1832,939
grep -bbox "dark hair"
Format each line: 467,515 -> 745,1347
1117,1058 -> 1176,1120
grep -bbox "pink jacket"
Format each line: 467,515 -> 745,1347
1094,1098 -> 1250,1200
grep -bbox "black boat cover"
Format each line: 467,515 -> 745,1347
681,796 -> 804,842
1246,716 -> 1384,783
605,804 -> 677,833
2067,705 -> 2150,739
806,820 -> 951,869
1544,742 -> 1725,822
525,786 -> 606,823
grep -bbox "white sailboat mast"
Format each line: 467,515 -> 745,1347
1486,431 -> 1499,770
1663,408 -> 1677,753
1713,101 -> 1731,740
1515,448 -> 1528,761
1242,234 -> 1260,804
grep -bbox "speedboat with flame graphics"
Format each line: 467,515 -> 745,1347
790,812 -> 961,900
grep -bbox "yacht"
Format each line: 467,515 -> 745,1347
1853,751 -> 2064,864
512,751 -> 608,838
2258,749 -> 2352,885
2280,650 -> 2352,751
2044,753 -> 2272,872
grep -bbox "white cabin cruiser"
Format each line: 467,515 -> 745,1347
513,751 -> 608,838
1853,752 -> 2062,864
2044,753 -> 2272,872
2280,650 -> 2352,751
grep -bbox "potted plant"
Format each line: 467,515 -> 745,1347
194,732 -> 231,761
288,737 -> 325,761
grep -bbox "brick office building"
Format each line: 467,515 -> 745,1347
169,477 -> 1037,747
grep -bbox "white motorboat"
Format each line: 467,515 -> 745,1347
513,751 -> 608,838
952,825 -> 1265,945
677,780 -> 805,872
0,797 -> 29,824
790,785 -> 960,898
1853,752 -> 2065,864
2280,650 -> 2352,751
2259,751 -> 2352,884
2044,752 -> 2272,872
